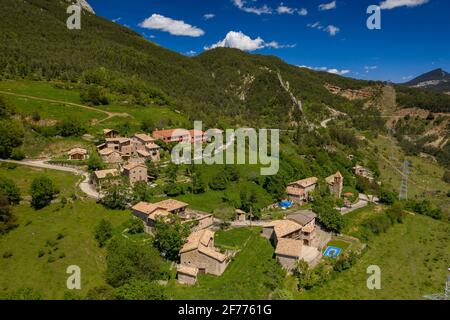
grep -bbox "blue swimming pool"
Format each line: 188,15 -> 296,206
323,246 -> 342,258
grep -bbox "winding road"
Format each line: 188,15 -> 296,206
0,159 -> 99,199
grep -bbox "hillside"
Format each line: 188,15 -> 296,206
0,0 -> 448,168
0,0 -> 377,129
405,68 -> 450,93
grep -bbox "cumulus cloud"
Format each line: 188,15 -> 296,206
308,22 -> 340,36
205,31 -> 295,51
324,25 -> 340,36
233,0 -> 272,15
299,65 -> 350,76
379,0 -> 429,9
203,13 -> 215,20
319,1 -> 337,11
298,8 -> 308,16
139,14 -> 205,37
277,3 -> 308,16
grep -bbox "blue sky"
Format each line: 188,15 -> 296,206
88,0 -> 450,83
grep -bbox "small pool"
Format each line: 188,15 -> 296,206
279,201 -> 293,209
323,246 -> 342,258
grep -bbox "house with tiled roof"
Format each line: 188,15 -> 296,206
99,148 -> 122,164
122,162 -> 148,185
262,210 -> 321,270
103,128 -> 119,139
179,229 -> 230,277
91,169 -> 119,189
131,199 -> 213,233
286,177 -> 318,204
326,171 -> 344,198
67,148 -> 88,160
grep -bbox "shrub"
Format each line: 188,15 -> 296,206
2,250 -> 13,259
94,219 -> 113,247
128,218 -> 144,235
30,176 -> 59,210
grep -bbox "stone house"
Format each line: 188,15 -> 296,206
122,162 -> 148,185
353,165 -> 374,182
132,133 -> 156,148
91,169 -> 119,189
99,148 -> 122,164
67,148 -> 88,160
179,229 -> 229,276
176,264 -> 198,285
286,177 -> 318,204
262,210 -> 321,269
145,143 -> 161,162
103,129 -> 119,139
131,199 -> 213,233
274,238 -> 321,271
326,171 -> 344,198
105,137 -> 134,157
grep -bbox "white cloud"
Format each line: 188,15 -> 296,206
205,31 -> 295,51
203,13 -> 215,20
185,50 -> 197,56
298,8 -> 308,16
139,14 -> 205,37
277,3 -> 295,14
233,0 -> 272,15
324,25 -> 340,36
112,17 -> 121,23
299,65 -> 350,75
379,0 -> 429,10
277,3 -> 308,16
364,66 -> 378,73
308,22 -> 340,36
319,1 -> 337,11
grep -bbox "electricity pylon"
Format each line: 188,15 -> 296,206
399,160 -> 410,200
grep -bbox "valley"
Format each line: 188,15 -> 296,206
0,0 -> 449,302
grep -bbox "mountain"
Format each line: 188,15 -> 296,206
405,68 -> 450,93
0,0 -> 448,124
0,0 -> 379,127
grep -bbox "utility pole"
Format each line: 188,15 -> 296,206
399,160 -> 410,200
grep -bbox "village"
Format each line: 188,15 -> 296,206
62,127 -> 380,285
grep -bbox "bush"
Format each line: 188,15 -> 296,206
105,238 -> 164,287
0,177 -> 21,204
30,176 -> 59,210
10,148 -> 25,160
38,249 -> 45,258
128,218 -> 144,235
80,86 -> 109,105
94,219 -> 113,247
2,250 -> 13,259
115,279 -> 166,300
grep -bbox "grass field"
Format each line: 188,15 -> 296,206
215,228 -> 254,250
370,135 -> 449,215
0,163 -> 80,198
0,165 -> 131,299
296,214 -> 450,300
166,228 -> 285,300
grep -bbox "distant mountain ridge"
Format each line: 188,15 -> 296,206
405,68 -> 450,93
